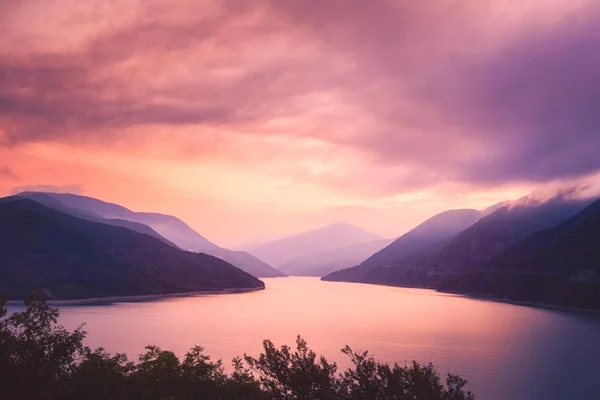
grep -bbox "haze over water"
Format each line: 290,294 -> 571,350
8,278 -> 599,400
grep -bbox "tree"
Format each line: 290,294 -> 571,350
338,346 -> 474,400
67,348 -> 132,400
0,293 -> 86,400
0,297 -> 475,400
244,336 -> 340,400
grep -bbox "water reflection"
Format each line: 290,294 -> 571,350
8,277 -> 600,400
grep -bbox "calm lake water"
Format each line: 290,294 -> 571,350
7,277 -> 600,400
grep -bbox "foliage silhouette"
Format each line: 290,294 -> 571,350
1,295 -> 474,400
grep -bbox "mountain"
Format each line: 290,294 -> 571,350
322,209 -> 482,282
323,195 -> 590,283
17,192 -> 177,247
247,222 -> 382,267
322,194 -> 598,309
277,238 -> 395,277
361,209 -> 482,270
438,198 -> 600,309
480,201 -> 511,217
428,196 -> 591,273
0,197 -> 264,300
488,198 -> 600,275
207,248 -> 288,278
16,192 -> 285,278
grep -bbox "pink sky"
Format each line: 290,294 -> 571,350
1,0 -> 599,247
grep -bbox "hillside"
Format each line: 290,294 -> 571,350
438,199 -> 600,309
323,195 -> 592,288
248,222 -> 382,267
322,209 -> 481,282
278,238 -> 395,277
321,194 -> 599,309
428,196 -> 591,273
360,209 -> 482,269
16,192 -> 285,278
488,199 -> 600,275
17,192 -> 177,246
0,197 -> 264,300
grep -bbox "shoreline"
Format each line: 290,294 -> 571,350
5,286 -> 265,306
323,278 -> 600,315
441,290 -> 600,316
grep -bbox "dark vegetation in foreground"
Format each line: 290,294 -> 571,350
1,296 -> 474,400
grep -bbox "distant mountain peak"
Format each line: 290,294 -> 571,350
326,220 -> 357,228
247,222 -> 382,267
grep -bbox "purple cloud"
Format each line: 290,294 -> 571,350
1,0 -> 599,195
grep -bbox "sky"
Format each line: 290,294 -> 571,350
1,0 -> 600,247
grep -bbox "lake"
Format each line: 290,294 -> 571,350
7,277 -> 600,400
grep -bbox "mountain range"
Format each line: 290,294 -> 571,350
6,188 -> 599,309
360,209 -> 482,270
0,197 -> 264,300
242,222 -> 385,276
16,192 -> 285,278
438,198 -> 600,309
428,196 -> 590,273
323,194 -> 600,309
323,209 -> 483,282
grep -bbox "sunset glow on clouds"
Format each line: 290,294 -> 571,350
1,0 -> 600,246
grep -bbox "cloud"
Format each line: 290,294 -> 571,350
412,4 -> 600,185
10,184 -> 85,195
1,0 -> 599,198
